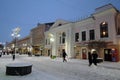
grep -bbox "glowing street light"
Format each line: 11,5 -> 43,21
11,27 -> 21,60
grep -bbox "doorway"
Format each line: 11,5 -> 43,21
104,49 -> 112,61
48,49 -> 51,56
82,48 -> 87,59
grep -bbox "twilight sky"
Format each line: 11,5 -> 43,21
0,0 -> 120,44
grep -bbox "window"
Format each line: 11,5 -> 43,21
75,33 -> 79,42
89,30 -> 95,40
62,32 -> 66,44
117,27 -> 120,35
59,36 -> 61,44
46,39 -> 47,45
100,22 -> 108,38
48,38 -> 50,45
82,31 -> 86,41
58,24 -> 62,26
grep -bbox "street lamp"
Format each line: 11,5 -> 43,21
11,27 -> 21,59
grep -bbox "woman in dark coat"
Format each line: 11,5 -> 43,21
62,50 -> 67,62
88,52 -> 92,66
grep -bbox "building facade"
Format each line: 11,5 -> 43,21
45,20 -> 74,57
17,36 -> 31,54
45,4 -> 120,61
30,23 -> 54,55
6,36 -> 31,54
6,41 -> 14,53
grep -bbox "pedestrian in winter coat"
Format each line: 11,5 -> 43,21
92,51 -> 98,66
88,52 -> 92,66
62,50 -> 67,62
12,54 -> 15,60
11,51 -> 15,60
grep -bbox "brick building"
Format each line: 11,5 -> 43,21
30,23 -> 54,55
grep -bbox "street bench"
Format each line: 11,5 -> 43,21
6,63 -> 32,76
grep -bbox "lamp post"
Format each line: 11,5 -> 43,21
11,27 -> 20,60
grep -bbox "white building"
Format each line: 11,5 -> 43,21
45,20 -> 74,58
45,4 -> 120,61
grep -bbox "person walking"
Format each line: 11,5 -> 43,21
62,49 -> 67,62
92,51 -> 98,66
11,51 -> 15,60
12,54 -> 15,60
88,52 -> 92,66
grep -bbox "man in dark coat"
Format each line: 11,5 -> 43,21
13,54 -> 15,60
62,49 -> 67,62
88,52 -> 92,66
92,51 -> 98,66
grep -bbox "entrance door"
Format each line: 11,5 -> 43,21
48,50 -> 51,56
82,49 -> 87,59
104,49 -> 112,61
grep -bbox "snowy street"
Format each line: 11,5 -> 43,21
0,54 -> 120,80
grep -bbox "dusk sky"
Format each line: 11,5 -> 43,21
0,0 -> 120,44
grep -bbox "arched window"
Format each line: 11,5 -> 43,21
100,22 -> 108,38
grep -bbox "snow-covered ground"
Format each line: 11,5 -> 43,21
0,54 -> 120,80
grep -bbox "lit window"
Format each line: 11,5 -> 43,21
100,22 -> 108,38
